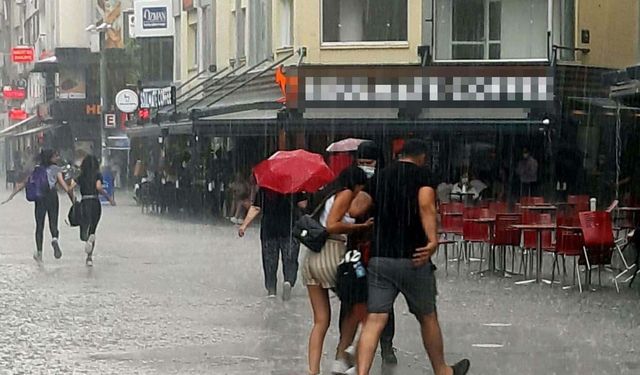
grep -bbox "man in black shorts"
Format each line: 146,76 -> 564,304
352,139 -> 470,375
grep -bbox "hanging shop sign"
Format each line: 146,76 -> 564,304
104,113 -> 117,128
139,86 -> 173,109
9,108 -> 28,121
115,89 -> 140,113
2,86 -> 26,100
134,0 -> 175,38
11,46 -> 35,63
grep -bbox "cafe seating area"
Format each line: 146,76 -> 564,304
438,195 -> 639,293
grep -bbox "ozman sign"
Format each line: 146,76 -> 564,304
142,7 -> 167,29
134,0 -> 175,38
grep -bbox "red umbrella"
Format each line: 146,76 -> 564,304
253,150 -> 335,194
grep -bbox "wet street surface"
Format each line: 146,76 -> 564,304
2,191 -> 640,374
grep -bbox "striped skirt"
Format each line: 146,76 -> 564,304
302,239 -> 346,289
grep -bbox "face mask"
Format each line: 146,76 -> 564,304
461,178 -> 469,184
359,165 -> 375,178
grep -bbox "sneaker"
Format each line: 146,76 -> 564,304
33,250 -> 43,263
267,289 -> 277,298
344,367 -> 356,375
331,358 -> 350,374
282,281 -> 292,301
380,345 -> 398,365
452,359 -> 471,375
52,239 -> 62,259
86,255 -> 93,267
85,235 -> 96,255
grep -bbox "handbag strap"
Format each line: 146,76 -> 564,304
309,190 -> 339,219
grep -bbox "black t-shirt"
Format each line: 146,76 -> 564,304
253,188 -> 304,239
78,173 -> 103,196
366,161 -> 434,259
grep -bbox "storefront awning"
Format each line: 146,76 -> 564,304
11,123 -> 60,137
568,96 -> 640,111
0,115 -> 39,139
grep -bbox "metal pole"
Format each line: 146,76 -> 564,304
99,36 -> 108,166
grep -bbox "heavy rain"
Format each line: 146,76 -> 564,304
1,0 -> 640,374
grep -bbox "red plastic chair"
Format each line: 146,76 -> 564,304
439,212 -> 463,274
441,202 -> 464,215
578,211 -> 622,292
520,196 -> 545,206
554,228 -> 586,291
568,195 -> 590,213
489,201 -> 509,215
491,213 -> 522,276
462,208 -> 491,272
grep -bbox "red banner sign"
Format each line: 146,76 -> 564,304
9,108 -> 29,121
2,87 -> 26,100
11,47 -> 35,63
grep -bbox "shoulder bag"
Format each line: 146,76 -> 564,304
292,192 -> 335,253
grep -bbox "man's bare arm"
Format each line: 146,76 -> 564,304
414,186 -> 438,267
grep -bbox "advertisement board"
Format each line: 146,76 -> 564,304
95,0 -> 125,49
134,0 -> 175,38
57,68 -> 87,100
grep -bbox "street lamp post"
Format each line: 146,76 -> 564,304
99,37 -> 108,166
86,23 -> 112,166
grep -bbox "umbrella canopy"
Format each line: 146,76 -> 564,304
326,138 -> 369,153
254,149 -> 335,194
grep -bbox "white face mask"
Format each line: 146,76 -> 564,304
359,165 -> 375,178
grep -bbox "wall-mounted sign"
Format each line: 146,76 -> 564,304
134,0 -> 174,38
57,68 -> 87,100
115,89 -> 139,113
2,86 -> 26,100
11,46 -> 35,63
104,113 -> 117,128
86,104 -> 103,115
9,108 -> 28,121
140,86 -> 173,108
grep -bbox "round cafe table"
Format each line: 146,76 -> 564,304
511,223 -> 556,284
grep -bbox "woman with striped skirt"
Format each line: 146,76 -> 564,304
301,166 -> 372,375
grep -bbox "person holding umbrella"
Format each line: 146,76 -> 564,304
238,187 -> 306,300
238,150 -> 334,301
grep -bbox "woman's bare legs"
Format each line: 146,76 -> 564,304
307,285 -> 331,375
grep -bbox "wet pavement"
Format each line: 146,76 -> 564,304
1,190 -> 640,374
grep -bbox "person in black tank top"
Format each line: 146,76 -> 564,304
69,155 -> 115,266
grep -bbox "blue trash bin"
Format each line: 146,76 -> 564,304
100,170 -> 115,205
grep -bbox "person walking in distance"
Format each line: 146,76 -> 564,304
2,150 -> 74,262
68,155 -> 116,266
351,139 -> 470,375
238,188 -> 306,300
301,166 -> 372,375
516,147 -> 538,197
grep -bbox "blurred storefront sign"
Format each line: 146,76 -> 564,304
2,87 -> 26,100
11,46 -> 35,63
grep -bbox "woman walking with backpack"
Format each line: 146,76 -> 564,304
2,150 -> 74,262
68,155 -> 115,266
